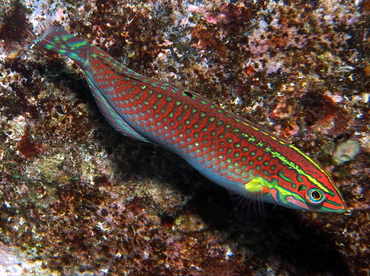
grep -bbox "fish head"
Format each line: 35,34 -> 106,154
244,168 -> 347,213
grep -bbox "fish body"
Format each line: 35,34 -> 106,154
37,27 -> 346,213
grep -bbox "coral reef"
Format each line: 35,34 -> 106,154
0,0 -> 369,275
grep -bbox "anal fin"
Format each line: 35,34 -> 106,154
87,79 -> 150,143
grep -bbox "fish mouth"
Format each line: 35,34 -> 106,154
319,199 -> 347,213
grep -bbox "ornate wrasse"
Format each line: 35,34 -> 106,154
37,26 -> 346,213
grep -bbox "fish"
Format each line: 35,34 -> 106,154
36,26 -> 346,213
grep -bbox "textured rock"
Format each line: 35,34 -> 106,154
333,139 -> 361,165
0,0 -> 369,275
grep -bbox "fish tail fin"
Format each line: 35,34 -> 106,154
36,26 -> 92,67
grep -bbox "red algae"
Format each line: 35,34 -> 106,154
0,0 -> 369,275
17,130 -> 40,159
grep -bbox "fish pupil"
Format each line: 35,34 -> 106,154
311,190 -> 321,200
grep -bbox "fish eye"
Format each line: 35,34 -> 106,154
306,188 -> 326,205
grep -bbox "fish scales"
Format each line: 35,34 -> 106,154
37,26 -> 346,213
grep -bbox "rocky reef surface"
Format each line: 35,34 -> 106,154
0,0 -> 369,275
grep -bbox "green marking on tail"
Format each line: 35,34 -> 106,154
61,34 -> 74,41
67,40 -> 89,50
